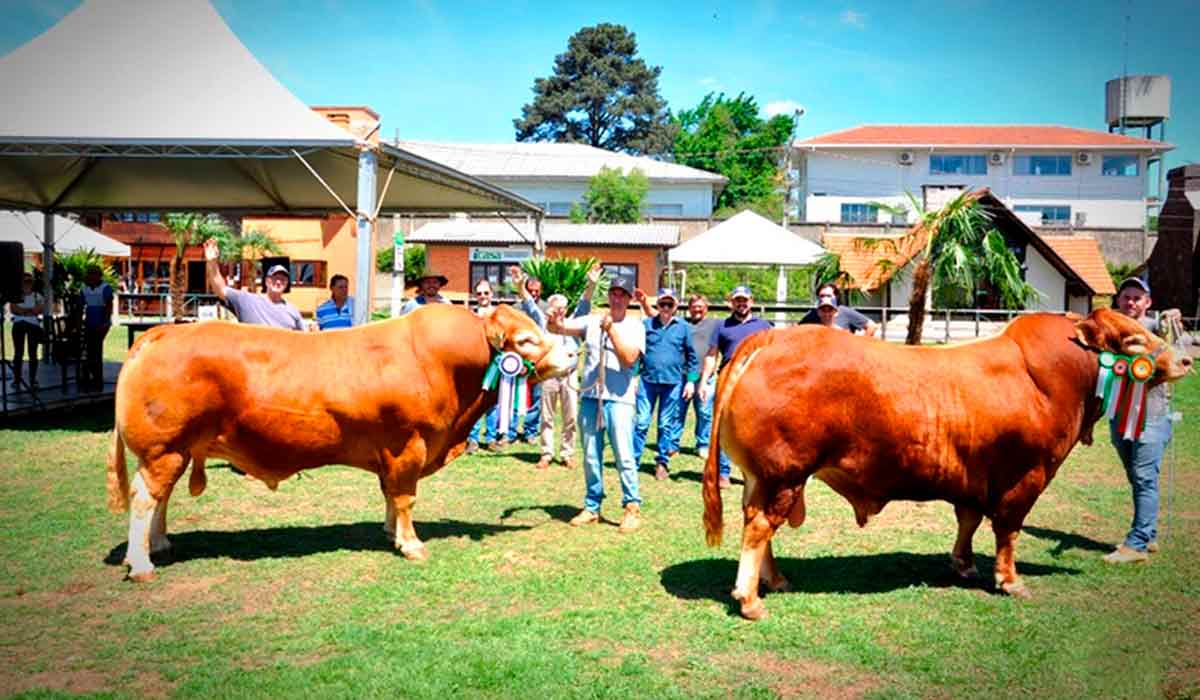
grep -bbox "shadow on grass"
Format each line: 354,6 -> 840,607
103,518 -> 531,569
498,504 -> 578,524
661,552 -> 1081,608
1023,525 -> 1113,555
3,401 -> 114,433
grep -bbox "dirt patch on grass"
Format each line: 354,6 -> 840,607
1164,606 -> 1200,700
0,669 -> 107,696
712,651 -> 880,700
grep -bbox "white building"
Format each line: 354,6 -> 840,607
396,141 -> 726,219
795,125 -> 1172,229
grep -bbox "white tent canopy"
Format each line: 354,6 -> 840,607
0,0 -> 538,215
0,0 -> 540,324
669,210 -> 825,266
0,212 -> 130,257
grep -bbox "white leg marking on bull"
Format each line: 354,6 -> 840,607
383,493 -> 397,537
126,471 -> 159,582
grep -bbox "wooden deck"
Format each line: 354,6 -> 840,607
0,359 -> 121,419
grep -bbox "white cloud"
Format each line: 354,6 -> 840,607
698,76 -> 722,89
840,9 -> 867,28
764,100 -> 806,119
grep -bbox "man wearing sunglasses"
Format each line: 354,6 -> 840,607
466,278 -> 501,453
632,287 -> 698,480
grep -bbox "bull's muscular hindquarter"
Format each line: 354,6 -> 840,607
107,304 -> 574,581
702,309 -> 1190,620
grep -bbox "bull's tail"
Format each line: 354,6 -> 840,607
703,330 -> 773,548
106,422 -> 130,514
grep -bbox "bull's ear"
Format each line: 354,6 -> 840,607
1122,333 -> 1150,355
482,312 -> 507,350
1074,317 -> 1105,351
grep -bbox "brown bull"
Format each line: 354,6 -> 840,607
107,304 -> 575,581
702,308 -> 1192,620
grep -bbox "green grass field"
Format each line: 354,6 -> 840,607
1,348 -> 1197,699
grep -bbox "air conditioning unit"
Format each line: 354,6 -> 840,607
1076,151 -> 1093,166
897,151 -> 914,166
988,151 -> 1006,166
1074,211 -> 1088,227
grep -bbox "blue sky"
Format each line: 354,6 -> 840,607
4,0 -> 1198,167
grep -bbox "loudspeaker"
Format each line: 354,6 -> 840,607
259,256 -> 292,293
0,242 -> 23,303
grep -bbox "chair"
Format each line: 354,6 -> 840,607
48,298 -> 84,389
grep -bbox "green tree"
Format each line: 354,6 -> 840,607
520,256 -> 603,311
514,23 -> 675,155
575,166 -> 648,223
210,228 -> 282,289
873,191 -> 1035,345
376,244 -> 427,283
673,93 -> 796,219
163,213 -> 230,317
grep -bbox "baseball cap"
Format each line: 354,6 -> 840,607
1118,277 -> 1150,294
609,275 -> 633,293
657,288 -> 678,303
817,293 -> 838,309
266,264 -> 290,278
730,285 -> 752,300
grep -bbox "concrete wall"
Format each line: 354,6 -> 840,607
801,148 -> 1155,229
1025,245 -> 1065,311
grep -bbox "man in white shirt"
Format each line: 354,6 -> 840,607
548,275 -> 646,534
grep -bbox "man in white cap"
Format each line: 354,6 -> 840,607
399,271 -> 450,315
1104,276 -> 1184,564
698,285 -> 773,488
548,273 -> 646,534
204,238 -> 304,330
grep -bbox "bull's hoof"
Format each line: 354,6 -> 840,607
950,557 -> 979,580
126,569 -> 157,584
739,598 -> 768,621
400,543 -> 428,561
999,581 -> 1032,599
763,576 -> 791,593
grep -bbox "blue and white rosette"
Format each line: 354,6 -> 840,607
483,351 -> 531,436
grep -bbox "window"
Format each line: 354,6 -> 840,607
1015,205 -> 1071,225
840,203 -> 878,223
1013,155 -> 1071,176
1101,155 -> 1139,176
470,263 -> 507,294
288,260 -> 326,288
930,154 -> 987,175
645,203 -> 684,217
601,263 -> 638,288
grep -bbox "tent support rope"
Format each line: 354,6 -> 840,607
291,149 -> 355,219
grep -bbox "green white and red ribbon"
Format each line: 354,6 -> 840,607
1096,351 -> 1155,441
483,351 -> 533,435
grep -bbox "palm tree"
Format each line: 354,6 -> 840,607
873,190 -> 1034,345
225,228 -> 282,289
163,213 -> 230,319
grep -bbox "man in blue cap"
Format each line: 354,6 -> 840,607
698,285 -> 773,488
632,287 -> 698,480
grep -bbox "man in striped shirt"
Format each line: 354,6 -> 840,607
315,274 -> 354,330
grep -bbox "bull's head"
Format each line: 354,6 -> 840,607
482,304 -> 576,382
1075,308 -> 1193,385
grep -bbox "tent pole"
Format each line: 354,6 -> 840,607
354,148 -> 377,326
42,212 -> 54,327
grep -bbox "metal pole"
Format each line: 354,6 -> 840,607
42,212 -> 54,329
534,214 -> 545,256
390,217 -> 405,318
354,148 -> 377,327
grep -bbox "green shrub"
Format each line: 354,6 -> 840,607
520,256 -> 603,312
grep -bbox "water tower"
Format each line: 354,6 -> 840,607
1106,74 -> 1170,139
1106,75 -> 1171,216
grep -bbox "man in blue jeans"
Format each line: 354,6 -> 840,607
632,287 -> 697,480
1104,277 -> 1182,564
499,269 -> 546,446
698,285 -> 772,488
466,278 -> 500,453
683,294 -> 721,459
549,275 -> 646,534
